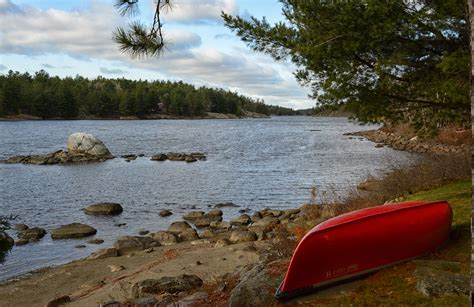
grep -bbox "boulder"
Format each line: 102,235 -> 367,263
51,223 -> 97,239
84,203 -> 123,215
113,236 -> 159,255
167,221 -> 192,234
206,209 -> 223,217
229,231 -> 257,244
178,229 -> 199,242
150,231 -> 179,245
210,221 -> 231,230
191,216 -> 222,228
67,133 -> 111,157
260,209 -> 283,218
199,229 -> 216,239
87,248 -> 119,260
250,212 -> 262,221
132,274 -> 203,298
18,227 -> 46,240
159,209 -> 172,217
247,226 -> 271,241
250,216 -> 280,228
230,214 -> 251,226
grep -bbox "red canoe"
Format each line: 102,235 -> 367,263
275,201 -> 452,300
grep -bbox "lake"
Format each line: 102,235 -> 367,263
0,116 -> 415,281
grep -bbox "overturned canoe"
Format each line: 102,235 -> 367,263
275,201 -> 452,300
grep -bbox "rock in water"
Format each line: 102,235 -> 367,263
51,223 -> 97,239
67,133 -> 111,157
18,227 -> 46,240
84,203 -> 123,215
0,232 -> 14,249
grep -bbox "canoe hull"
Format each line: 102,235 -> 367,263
275,201 -> 452,300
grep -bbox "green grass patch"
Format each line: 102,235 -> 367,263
307,179 -> 471,306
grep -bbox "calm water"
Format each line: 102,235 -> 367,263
0,117 -> 415,281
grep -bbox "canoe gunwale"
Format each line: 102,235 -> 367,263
305,201 -> 449,240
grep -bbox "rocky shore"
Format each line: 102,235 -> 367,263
345,129 -> 469,154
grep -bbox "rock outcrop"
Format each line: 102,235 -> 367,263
1,133 -> 114,165
345,130 -> 469,154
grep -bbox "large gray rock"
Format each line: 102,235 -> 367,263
67,133 -> 111,156
132,274 -> 203,298
84,203 -> 123,215
113,236 -> 159,255
51,223 -> 96,239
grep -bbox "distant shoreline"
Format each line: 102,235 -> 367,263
0,111 -> 275,121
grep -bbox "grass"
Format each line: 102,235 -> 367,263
302,178 -> 471,306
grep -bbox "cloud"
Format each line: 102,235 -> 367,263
100,67 -> 128,74
0,1 -> 201,59
161,0 -> 237,23
0,64 -> 6,71
0,1 -> 313,108
41,63 -> 55,69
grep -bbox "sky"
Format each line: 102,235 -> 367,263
0,0 -> 314,109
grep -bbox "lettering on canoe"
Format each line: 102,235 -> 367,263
325,263 -> 359,278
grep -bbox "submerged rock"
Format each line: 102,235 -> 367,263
51,223 -> 97,239
159,209 -> 172,217
84,202 -> 123,215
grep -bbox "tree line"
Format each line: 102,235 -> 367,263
0,70 -> 296,119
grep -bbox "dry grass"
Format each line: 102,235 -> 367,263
435,125 -> 472,146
